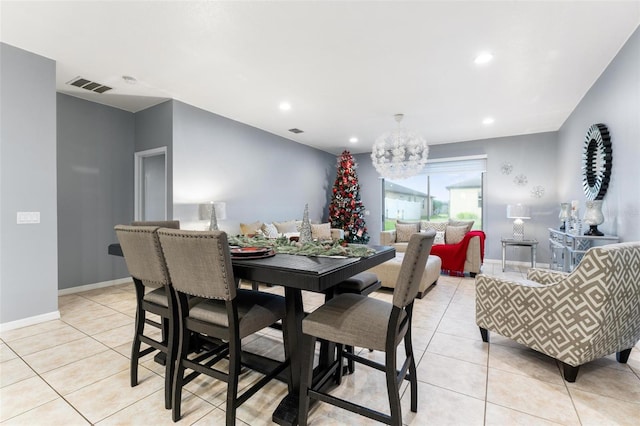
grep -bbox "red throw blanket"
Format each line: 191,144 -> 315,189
430,230 -> 486,276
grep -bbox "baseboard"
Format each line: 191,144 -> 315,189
483,258 -> 550,269
0,311 -> 61,333
58,277 -> 132,296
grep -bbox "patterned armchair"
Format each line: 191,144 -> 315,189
476,242 -> 640,382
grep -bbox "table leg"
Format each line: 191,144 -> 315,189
532,245 -> 537,268
502,242 -> 506,272
272,287 -> 304,426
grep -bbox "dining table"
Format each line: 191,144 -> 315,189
109,241 -> 395,425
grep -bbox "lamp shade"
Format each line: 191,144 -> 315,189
507,204 -> 531,219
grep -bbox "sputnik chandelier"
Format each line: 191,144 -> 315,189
371,114 -> 429,179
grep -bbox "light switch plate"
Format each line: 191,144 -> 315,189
17,212 -> 40,224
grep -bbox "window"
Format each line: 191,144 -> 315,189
383,156 -> 486,230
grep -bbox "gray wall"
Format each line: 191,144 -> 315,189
557,26 -> 640,241
1,44 -> 58,324
357,131 -> 560,263
135,100 -> 173,219
57,94 -> 133,289
171,101 -> 335,232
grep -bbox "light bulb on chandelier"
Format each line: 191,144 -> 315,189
371,114 -> 429,179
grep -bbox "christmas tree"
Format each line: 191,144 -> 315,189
329,150 -> 370,244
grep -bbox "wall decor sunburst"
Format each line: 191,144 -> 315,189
531,185 -> 545,198
582,123 -> 612,200
513,174 -> 528,186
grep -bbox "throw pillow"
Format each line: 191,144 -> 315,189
261,223 -> 278,238
311,223 -> 332,240
434,230 -> 445,245
420,220 -> 448,233
445,225 -> 468,244
396,223 -> 419,242
274,220 -> 298,234
448,219 -> 474,234
240,221 -> 262,236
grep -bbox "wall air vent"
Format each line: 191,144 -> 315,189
288,128 -> 304,134
66,76 -> 113,94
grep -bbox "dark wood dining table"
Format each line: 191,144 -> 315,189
109,242 -> 395,425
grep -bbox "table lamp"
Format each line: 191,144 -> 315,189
507,203 -> 530,241
199,201 -> 227,231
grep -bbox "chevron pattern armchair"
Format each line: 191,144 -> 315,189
476,242 -> 640,382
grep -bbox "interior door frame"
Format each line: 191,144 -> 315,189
134,147 -> 168,221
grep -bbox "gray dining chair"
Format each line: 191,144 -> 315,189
157,228 -> 291,425
298,231 -> 435,426
115,224 -> 178,410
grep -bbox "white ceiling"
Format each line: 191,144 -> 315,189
1,1 -> 638,155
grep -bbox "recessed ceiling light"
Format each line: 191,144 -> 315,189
474,52 -> 494,65
279,102 -> 291,111
482,117 -> 495,125
349,137 -> 358,143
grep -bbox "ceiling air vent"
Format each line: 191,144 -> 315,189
288,128 -> 304,134
66,76 -> 113,94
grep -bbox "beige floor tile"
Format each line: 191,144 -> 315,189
64,368 -> 163,424
235,379 -> 290,426
64,311 -> 134,336
488,343 -> 564,385
486,368 -> 580,425
2,397 -> 90,425
97,388 -> 215,425
427,331 -> 488,366
416,352 -> 487,399
60,301 -> 119,324
565,361 -> 640,404
23,336 -> 107,374
106,298 -> 138,317
42,349 -> 129,395
402,381 -> 485,425
58,293 -> 86,307
0,358 -> 36,388
485,402 -> 563,425
82,289 -> 134,306
6,325 -> 87,357
435,315 -> 483,341
192,406 -> 249,425
0,343 -> 18,362
571,388 -> 640,425
0,376 -> 59,422
0,319 -> 69,342
305,400 -> 382,425
92,324 -> 137,348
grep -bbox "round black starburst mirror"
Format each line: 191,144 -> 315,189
582,123 -> 612,201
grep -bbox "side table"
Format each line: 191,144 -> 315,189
501,238 -> 538,272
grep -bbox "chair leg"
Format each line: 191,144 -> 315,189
346,345 -> 356,374
171,320 -> 191,422
227,336 -> 241,426
334,344 -> 344,385
617,348 -> 632,363
131,285 -> 146,387
385,347 -> 402,426
562,362 -> 580,382
479,327 -> 489,342
298,335 -> 317,426
404,332 -> 418,413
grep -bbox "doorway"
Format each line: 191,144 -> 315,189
134,147 -> 167,221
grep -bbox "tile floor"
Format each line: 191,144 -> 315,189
1,260 -> 639,425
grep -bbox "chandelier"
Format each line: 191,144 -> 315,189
371,114 -> 429,179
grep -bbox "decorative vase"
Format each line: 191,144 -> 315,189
300,203 -> 312,243
583,200 -> 605,236
558,203 -> 570,231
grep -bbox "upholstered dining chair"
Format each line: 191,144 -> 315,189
115,224 -> 179,410
157,228 -> 291,425
298,231 -> 435,426
476,242 -> 640,382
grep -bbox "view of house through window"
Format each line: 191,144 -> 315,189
383,157 -> 486,231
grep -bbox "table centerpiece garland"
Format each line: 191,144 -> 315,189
228,234 -> 375,258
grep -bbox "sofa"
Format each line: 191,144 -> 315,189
240,220 -> 344,241
380,219 -> 485,276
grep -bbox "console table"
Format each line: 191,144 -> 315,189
501,238 -> 538,272
548,228 -> 619,272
